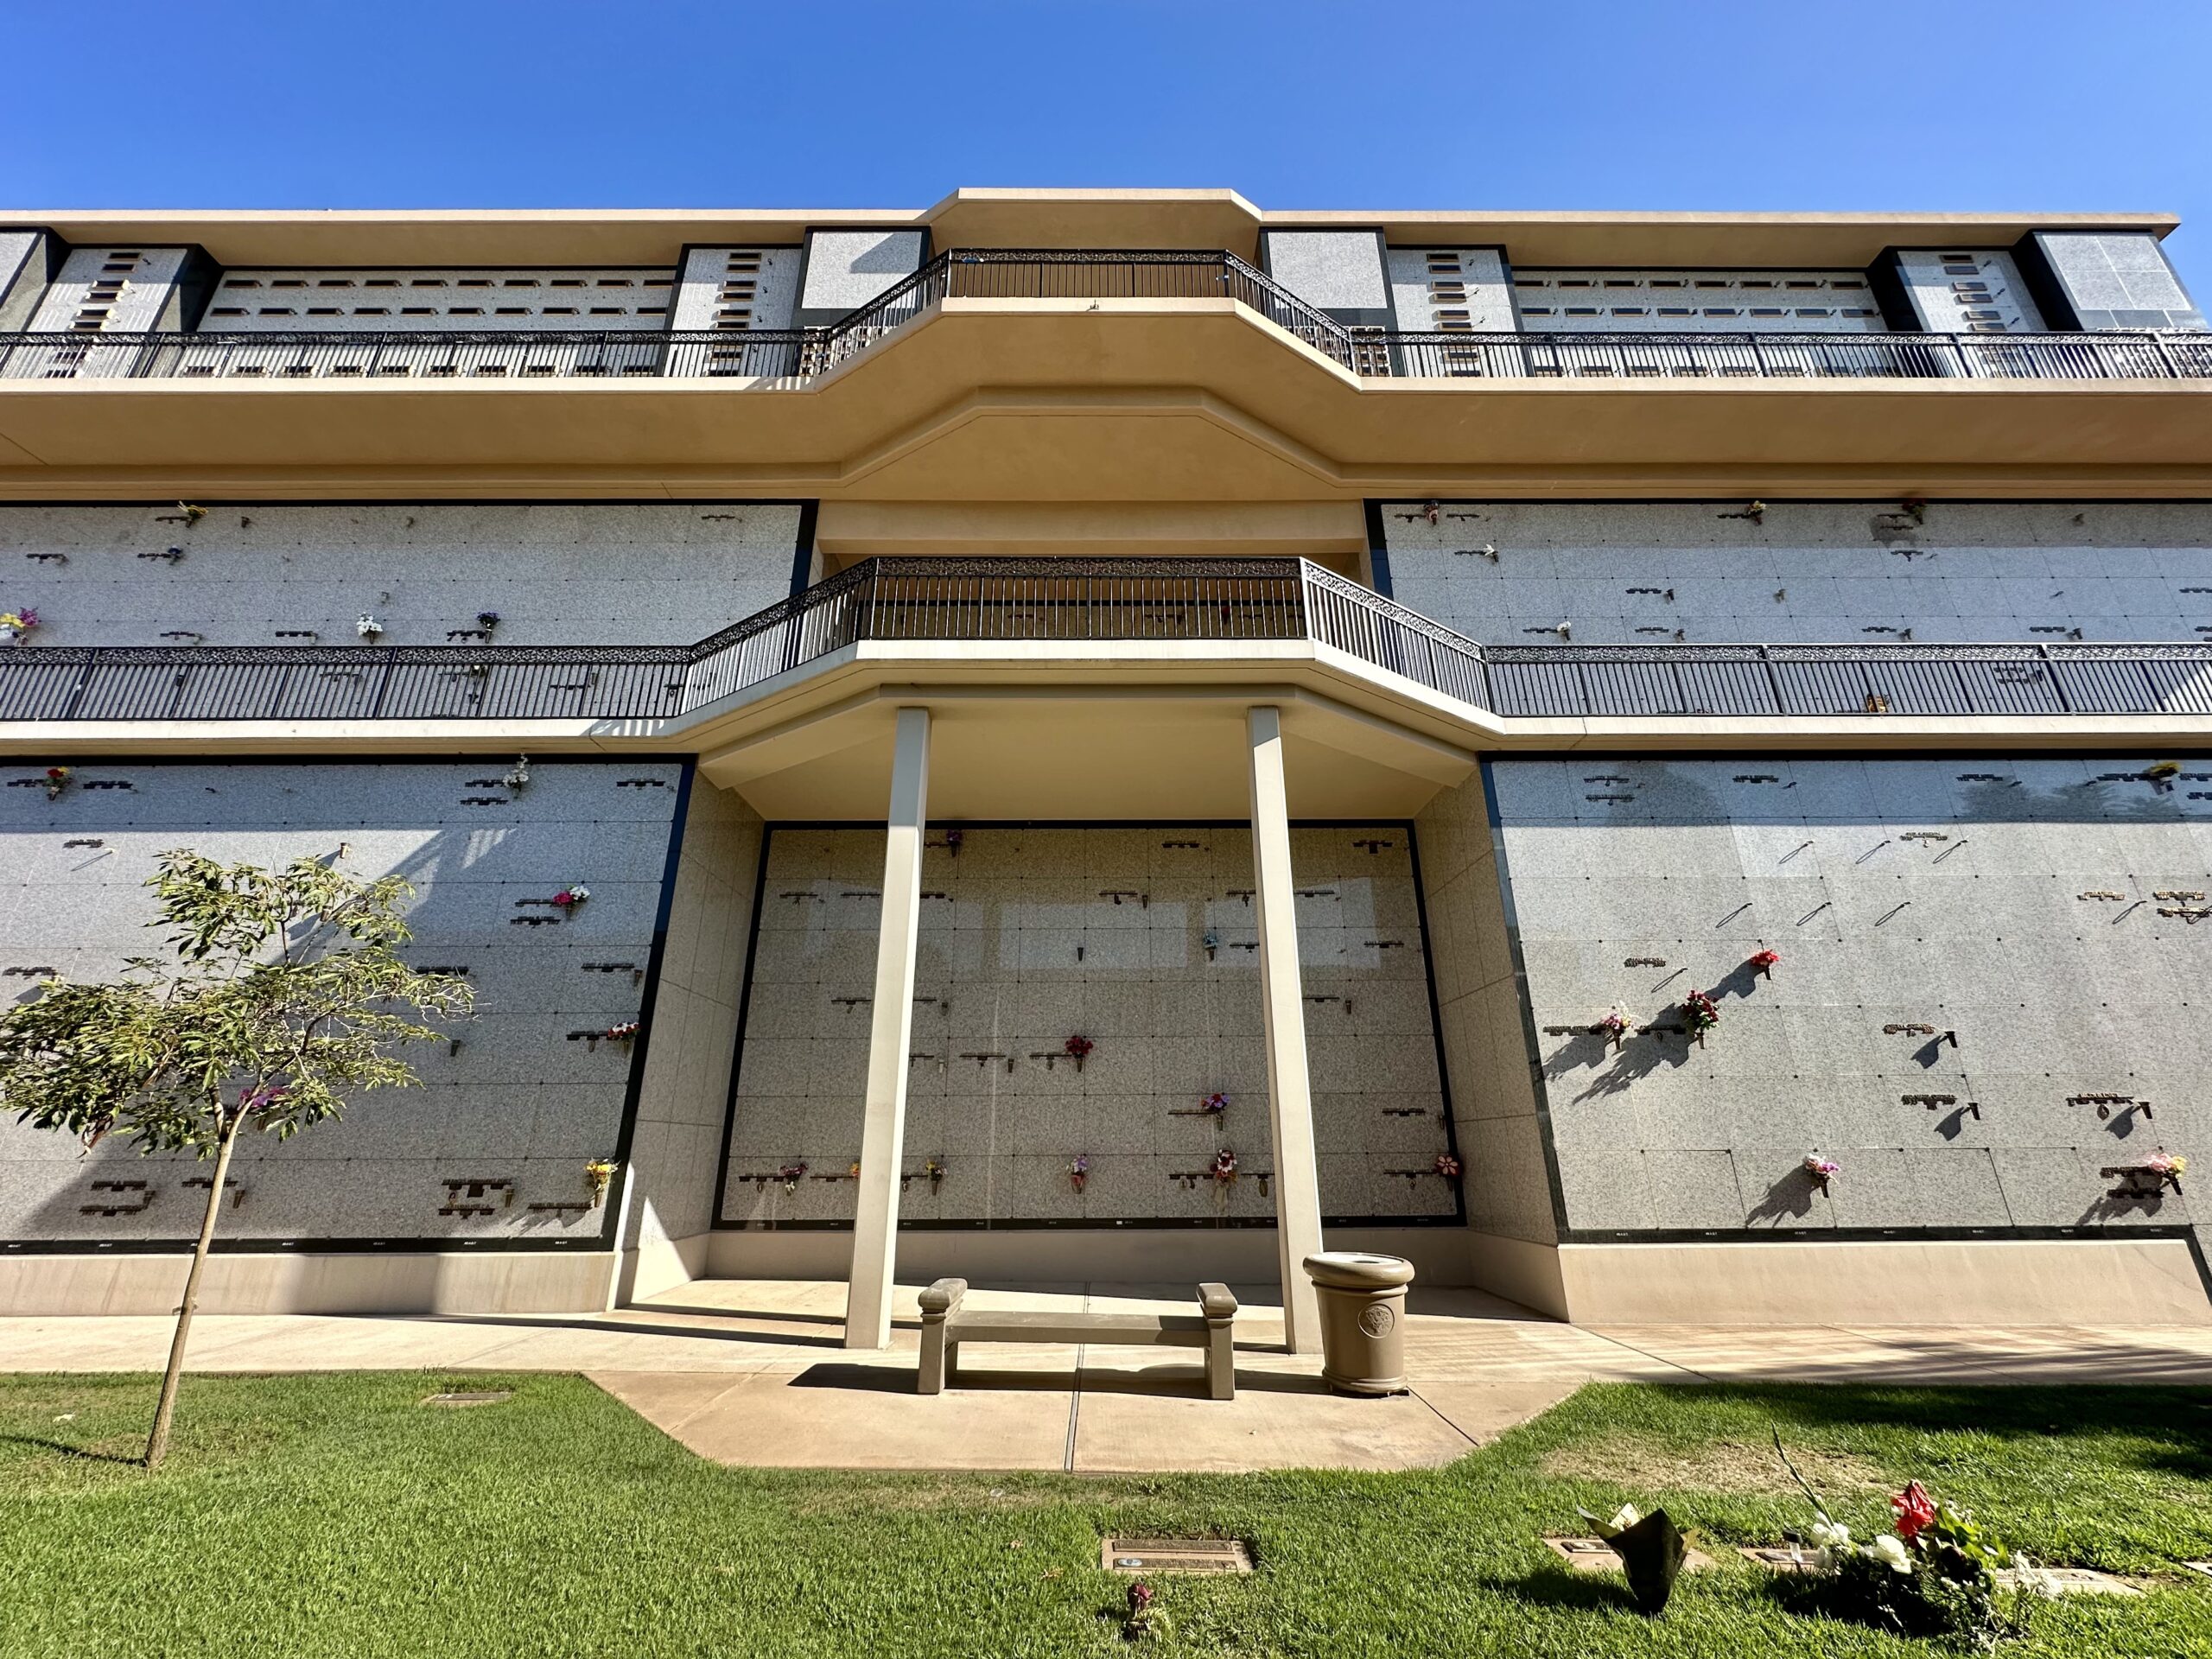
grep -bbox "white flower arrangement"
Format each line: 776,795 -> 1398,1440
1866,1535 -> 1913,1574
356,613 -> 385,639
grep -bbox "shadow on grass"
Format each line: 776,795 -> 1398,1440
1672,1382 -> 2212,1479
0,1433 -> 143,1466
1487,1562 -> 1639,1614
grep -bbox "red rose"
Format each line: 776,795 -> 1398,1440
1891,1480 -> 1936,1543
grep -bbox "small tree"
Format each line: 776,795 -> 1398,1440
0,850 -> 472,1469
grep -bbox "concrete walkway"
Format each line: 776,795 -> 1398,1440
6,1280 -> 2209,1473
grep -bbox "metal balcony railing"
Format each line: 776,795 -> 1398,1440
801,247 -> 1360,373
13,247 -> 2202,385
1374,329 -> 2212,382
4,557 -> 2209,727
0,330 -> 817,383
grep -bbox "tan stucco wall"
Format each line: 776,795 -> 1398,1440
0,1249 -> 617,1317
1558,1237 -> 2212,1326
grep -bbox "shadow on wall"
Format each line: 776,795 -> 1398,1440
5,759 -> 688,1254
1748,1168 -> 1822,1227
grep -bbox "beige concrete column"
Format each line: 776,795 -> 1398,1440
844,706 -> 931,1349
1246,705 -> 1325,1353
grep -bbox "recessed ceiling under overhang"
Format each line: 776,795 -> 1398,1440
699,689 -> 1473,822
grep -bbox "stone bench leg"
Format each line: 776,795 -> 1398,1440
1198,1281 -> 1238,1401
917,1276 -> 965,1395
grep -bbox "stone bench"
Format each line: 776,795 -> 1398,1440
915,1278 -> 1237,1399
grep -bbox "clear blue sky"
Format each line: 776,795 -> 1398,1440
8,0 -> 2209,268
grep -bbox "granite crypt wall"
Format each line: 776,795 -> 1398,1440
1485,755 -> 2207,1251
0,757 -> 697,1252
1380,500 -> 2212,646
0,501 -> 804,651
718,824 -> 1458,1231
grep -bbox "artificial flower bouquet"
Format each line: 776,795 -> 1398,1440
1780,1433 -> 2030,1644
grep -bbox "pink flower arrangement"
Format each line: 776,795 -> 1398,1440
1597,1008 -> 1632,1048
1068,1154 -> 1089,1193
1804,1154 -> 1840,1191
551,885 -> 590,910
604,1021 -> 639,1044
1433,1153 -> 1463,1181
776,1162 -> 808,1194
238,1084 -> 289,1115
1200,1092 -> 1229,1117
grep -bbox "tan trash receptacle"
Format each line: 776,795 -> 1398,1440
1303,1251 -> 1415,1395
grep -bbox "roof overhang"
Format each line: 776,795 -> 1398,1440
0,193 -> 2177,268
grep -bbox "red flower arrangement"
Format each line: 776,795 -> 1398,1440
1210,1148 -> 1238,1185
1122,1581 -> 1160,1640
1891,1480 -> 1936,1544
1064,1034 -> 1093,1072
1200,1092 -> 1228,1117
1748,949 -> 1780,978
1682,989 -> 1720,1045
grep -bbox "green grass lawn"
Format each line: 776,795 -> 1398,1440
3,1374 -> 2210,1657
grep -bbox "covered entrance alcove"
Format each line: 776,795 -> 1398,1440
688,687 -> 1484,1350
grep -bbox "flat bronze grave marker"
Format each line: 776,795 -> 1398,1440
1544,1537 -> 1713,1574
1738,1545 -> 1824,1574
1101,1538 -> 1253,1575
1995,1565 -> 2139,1597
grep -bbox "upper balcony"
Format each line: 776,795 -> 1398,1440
4,246 -> 2210,502
8,249 -> 2210,387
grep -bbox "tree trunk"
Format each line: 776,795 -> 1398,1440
144,1113 -> 239,1471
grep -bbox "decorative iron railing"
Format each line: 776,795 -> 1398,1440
3,558 -> 2209,727
0,330 -> 816,384
1374,328 -> 2212,383
802,248 -> 1359,374
14,248 -> 2202,385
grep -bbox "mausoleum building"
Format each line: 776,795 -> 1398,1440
3,190 -> 2209,1343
